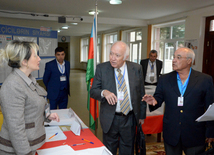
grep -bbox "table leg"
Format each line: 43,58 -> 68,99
157,132 -> 161,142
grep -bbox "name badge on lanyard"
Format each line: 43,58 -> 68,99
178,96 -> 184,106
60,75 -> 66,81
118,90 -> 124,101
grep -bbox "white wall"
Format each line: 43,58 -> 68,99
69,36 -> 86,70
149,5 -> 214,72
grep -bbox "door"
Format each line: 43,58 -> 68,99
202,16 -> 214,82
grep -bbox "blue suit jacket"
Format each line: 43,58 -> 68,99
43,59 -> 70,100
150,69 -> 214,147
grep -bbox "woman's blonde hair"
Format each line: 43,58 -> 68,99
0,40 -> 39,68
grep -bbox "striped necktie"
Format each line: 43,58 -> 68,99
117,68 -> 130,115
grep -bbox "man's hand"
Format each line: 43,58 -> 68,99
103,90 -> 117,105
139,119 -> 144,125
206,138 -> 214,143
142,94 -> 157,106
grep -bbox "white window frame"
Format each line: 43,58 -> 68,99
103,32 -> 118,62
152,20 -> 185,73
80,37 -> 89,62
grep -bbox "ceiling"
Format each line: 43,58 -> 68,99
0,0 -> 214,36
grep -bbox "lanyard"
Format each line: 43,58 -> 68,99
115,66 -> 126,88
57,63 -> 64,74
177,68 -> 191,96
149,61 -> 155,70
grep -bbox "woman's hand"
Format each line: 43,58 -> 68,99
48,113 -> 60,122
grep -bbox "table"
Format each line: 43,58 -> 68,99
37,128 -> 104,153
36,109 -> 111,155
143,85 -> 164,142
142,113 -> 163,142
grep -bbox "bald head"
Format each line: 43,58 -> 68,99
109,41 -> 129,68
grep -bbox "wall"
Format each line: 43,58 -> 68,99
69,36 -> 87,70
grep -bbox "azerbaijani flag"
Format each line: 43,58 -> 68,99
86,15 -> 99,130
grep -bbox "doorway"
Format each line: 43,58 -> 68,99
202,16 -> 214,82
58,42 -> 70,62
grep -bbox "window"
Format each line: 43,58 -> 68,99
152,21 -> 185,73
124,30 -> 142,63
80,36 -> 101,64
97,36 -> 101,64
103,33 -> 118,62
210,20 -> 214,31
80,37 -> 89,62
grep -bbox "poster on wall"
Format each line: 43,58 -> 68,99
13,36 -> 37,43
185,39 -> 198,65
39,58 -> 55,78
39,38 -> 57,56
0,35 -> 12,49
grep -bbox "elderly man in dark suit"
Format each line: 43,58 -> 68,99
140,50 -> 162,85
90,41 -> 146,155
142,47 -> 214,155
43,47 -> 70,110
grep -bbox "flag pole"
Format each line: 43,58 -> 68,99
94,0 -> 98,136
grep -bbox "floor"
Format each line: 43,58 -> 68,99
38,69 -> 162,145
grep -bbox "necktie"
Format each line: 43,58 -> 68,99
150,63 -> 154,82
117,68 -> 130,115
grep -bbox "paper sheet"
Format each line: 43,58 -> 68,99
70,120 -> 81,136
45,126 -> 67,142
75,146 -> 113,155
37,145 -> 75,155
196,103 -> 214,122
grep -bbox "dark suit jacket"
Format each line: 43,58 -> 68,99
43,59 -> 70,100
140,58 -> 162,83
150,69 -> 214,147
90,61 -> 147,133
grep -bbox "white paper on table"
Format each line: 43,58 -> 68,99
37,145 -> 75,155
70,120 -> 81,136
196,103 -> 214,122
44,109 -> 87,128
75,146 -> 113,155
45,126 -> 67,142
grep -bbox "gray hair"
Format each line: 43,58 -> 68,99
0,40 -> 39,68
185,47 -> 195,65
149,50 -> 158,55
111,41 -> 130,60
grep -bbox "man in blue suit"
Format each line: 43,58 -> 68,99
43,47 -> 70,109
143,47 -> 214,155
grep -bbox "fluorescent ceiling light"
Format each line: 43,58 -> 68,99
109,0 -> 122,5
62,26 -> 68,29
88,10 -> 99,15
58,30 -> 60,32
71,23 -> 78,25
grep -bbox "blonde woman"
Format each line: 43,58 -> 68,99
0,41 -> 59,155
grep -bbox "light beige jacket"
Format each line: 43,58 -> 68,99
0,69 -> 48,155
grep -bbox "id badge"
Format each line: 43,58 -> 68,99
150,73 -> 155,77
118,91 -> 124,101
178,96 -> 184,106
60,75 -> 66,81
45,103 -> 51,118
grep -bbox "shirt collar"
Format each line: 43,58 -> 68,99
56,59 -> 65,65
14,68 -> 36,86
149,60 -> 156,64
114,62 -> 126,72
